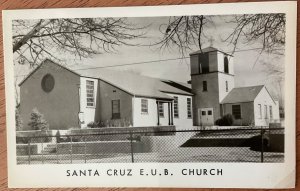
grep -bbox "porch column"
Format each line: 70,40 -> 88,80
170,102 -> 174,125
156,101 -> 160,126
168,102 -> 171,125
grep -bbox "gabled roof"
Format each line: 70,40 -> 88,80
69,65 -> 193,99
189,46 -> 233,56
221,85 -> 264,104
20,59 -> 193,100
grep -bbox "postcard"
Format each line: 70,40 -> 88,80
2,1 -> 297,188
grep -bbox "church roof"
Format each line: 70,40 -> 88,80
70,64 -> 193,99
189,46 -> 232,56
221,85 -> 264,104
20,59 -> 193,100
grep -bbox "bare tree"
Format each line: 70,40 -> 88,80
13,18 -> 146,67
153,16 -> 211,55
226,14 -> 285,54
156,14 -> 285,55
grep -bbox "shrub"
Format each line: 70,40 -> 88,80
28,108 -> 49,131
55,130 -> 61,143
215,114 -> 234,126
15,109 -> 23,131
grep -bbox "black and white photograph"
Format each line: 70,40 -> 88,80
3,1 -> 296,188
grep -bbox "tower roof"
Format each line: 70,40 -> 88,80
189,47 -> 232,56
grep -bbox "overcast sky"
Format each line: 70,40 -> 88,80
14,15 -> 285,101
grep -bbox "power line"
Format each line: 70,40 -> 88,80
14,47 -> 284,78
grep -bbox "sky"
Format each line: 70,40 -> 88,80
13,15 -> 285,103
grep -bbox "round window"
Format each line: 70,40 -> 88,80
41,74 -> 55,92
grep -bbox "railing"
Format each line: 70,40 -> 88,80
16,127 -> 284,164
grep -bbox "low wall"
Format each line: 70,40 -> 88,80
57,141 -> 145,154
16,144 -> 38,155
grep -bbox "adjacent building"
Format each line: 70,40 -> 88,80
190,47 -> 280,126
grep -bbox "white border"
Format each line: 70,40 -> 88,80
3,1 -> 297,188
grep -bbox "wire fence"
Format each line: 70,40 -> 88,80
16,127 -> 284,164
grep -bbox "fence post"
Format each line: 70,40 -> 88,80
130,131 -> 134,163
41,142 -> 44,164
56,138 -> 59,164
84,136 -> 87,164
261,127 -> 264,163
28,138 -> 31,165
70,136 -> 73,164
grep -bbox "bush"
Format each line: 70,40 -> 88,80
28,108 -> 49,131
15,108 -> 23,131
215,114 -> 234,126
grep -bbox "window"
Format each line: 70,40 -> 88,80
112,100 -> 120,119
232,105 -> 241,119
258,104 -> 262,118
187,98 -> 192,118
159,102 -> 164,117
203,81 -> 207,92
224,56 -> 229,74
225,81 -> 228,92
141,99 -> 148,114
201,111 -> 206,115
269,106 -> 273,119
86,80 -> 95,107
208,110 -> 212,115
41,74 -> 55,92
174,96 -> 179,118
264,105 -> 268,119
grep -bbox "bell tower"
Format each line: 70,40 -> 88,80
190,47 -> 235,126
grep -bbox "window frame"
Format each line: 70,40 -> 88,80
264,105 -> 268,119
232,105 -> 241,119
269,105 -> 273,119
158,102 -> 164,117
187,98 -> 192,118
203,81 -> 207,92
258,104 -> 262,119
141,99 -> 148,114
86,80 -> 95,107
112,99 -> 121,119
174,96 -> 179,118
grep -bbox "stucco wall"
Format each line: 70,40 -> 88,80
133,97 -> 159,127
218,73 -> 235,102
217,52 -> 234,75
166,93 -> 193,130
254,87 -> 280,126
20,60 -> 80,130
133,94 -> 193,129
222,102 -> 254,125
191,73 -> 221,125
96,80 -> 133,125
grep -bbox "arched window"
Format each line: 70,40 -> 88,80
224,56 -> 229,74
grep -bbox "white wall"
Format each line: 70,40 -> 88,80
217,52 -> 234,75
254,87 -> 280,126
79,77 -> 98,128
166,93 -> 193,130
132,97 -> 158,127
132,94 -> 193,129
218,73 -> 235,102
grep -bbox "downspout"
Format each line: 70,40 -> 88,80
77,83 -> 81,128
